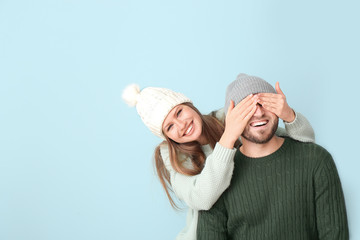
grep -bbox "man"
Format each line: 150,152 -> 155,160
197,73 -> 348,240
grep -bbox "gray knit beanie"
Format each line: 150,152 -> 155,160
224,73 -> 276,111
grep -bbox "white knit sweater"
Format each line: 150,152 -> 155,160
159,111 -> 315,240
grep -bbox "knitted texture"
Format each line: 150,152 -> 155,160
197,138 -> 348,240
225,73 -> 276,111
160,143 -> 236,240
122,85 -> 191,138
160,113 -> 315,240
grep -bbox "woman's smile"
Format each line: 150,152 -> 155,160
162,104 -> 203,143
184,122 -> 194,136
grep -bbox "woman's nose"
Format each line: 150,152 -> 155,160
174,119 -> 186,130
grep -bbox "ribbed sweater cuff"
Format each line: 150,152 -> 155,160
283,110 -> 300,128
283,111 -> 315,143
212,142 -> 237,164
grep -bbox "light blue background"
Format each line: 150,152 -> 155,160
0,0 -> 359,239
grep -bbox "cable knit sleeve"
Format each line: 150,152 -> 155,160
160,143 -> 236,211
314,149 -> 349,239
197,197 -> 228,240
275,111 -> 315,142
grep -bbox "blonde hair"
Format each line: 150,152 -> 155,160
153,102 -> 227,209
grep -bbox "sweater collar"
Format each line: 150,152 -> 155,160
237,137 -> 291,162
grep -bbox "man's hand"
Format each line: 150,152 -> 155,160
257,82 -> 295,123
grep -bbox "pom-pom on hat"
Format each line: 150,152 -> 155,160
122,84 -> 192,139
225,73 -> 276,111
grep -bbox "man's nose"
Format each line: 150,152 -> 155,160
253,104 -> 264,117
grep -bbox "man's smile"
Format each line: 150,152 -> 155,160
250,120 -> 269,129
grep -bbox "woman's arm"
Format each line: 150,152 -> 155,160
160,143 -> 236,211
257,82 -> 315,142
212,108 -> 315,143
159,95 -> 258,211
276,111 -> 315,142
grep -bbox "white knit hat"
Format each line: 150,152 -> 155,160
122,84 -> 192,139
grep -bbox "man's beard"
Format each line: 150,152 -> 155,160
241,118 -> 279,144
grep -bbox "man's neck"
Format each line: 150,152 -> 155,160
239,136 -> 285,158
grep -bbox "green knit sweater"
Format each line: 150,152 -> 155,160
197,138 -> 348,240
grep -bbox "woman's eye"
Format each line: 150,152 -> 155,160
167,124 -> 173,131
177,109 -> 182,117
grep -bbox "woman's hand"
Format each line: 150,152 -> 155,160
257,82 -> 295,123
219,94 -> 258,149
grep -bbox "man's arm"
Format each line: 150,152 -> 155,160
197,196 -> 228,240
314,150 -> 349,239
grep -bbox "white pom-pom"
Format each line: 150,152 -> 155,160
122,84 -> 141,107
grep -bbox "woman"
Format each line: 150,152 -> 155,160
122,76 -> 314,240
